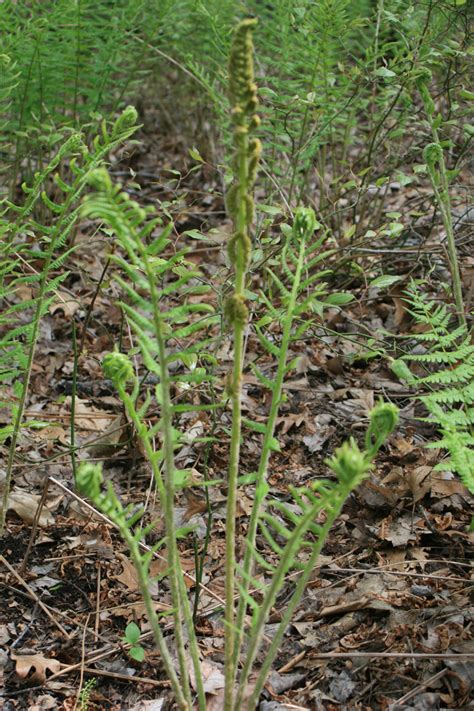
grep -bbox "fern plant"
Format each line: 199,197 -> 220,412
391,283 -> 474,495
75,21 -> 399,709
80,165 -> 220,710
0,106 -> 140,533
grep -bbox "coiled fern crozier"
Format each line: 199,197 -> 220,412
392,283 -> 474,495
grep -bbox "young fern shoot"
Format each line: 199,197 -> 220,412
79,170 -> 218,709
233,207 -> 334,664
416,70 -> 466,327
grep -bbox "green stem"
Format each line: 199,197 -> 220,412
241,485 -> 351,709
136,243 -> 206,710
233,234 -> 306,665
429,125 -> 465,327
71,321 -> 78,483
120,522 -> 190,710
224,128 -> 249,711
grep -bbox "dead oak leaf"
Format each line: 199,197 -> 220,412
379,512 -> 420,547
12,652 -> 60,683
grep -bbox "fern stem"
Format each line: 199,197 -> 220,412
428,128 -> 465,327
224,130 -> 249,711
241,484 -> 352,709
119,516 -> 190,710
135,246 -> 205,709
233,230 -> 307,666
224,19 -> 260,708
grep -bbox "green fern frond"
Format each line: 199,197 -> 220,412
392,282 -> 474,495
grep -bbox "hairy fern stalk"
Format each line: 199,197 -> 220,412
392,284 -> 474,494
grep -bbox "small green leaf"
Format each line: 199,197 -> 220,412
413,164 -> 427,175
174,469 -> 192,488
269,437 -> 281,452
130,646 -> 145,662
124,622 -> 141,645
258,204 -> 283,216
390,359 -> 416,385
188,146 -> 204,163
243,417 -> 267,434
375,67 -> 396,78
344,224 -> 356,240
325,292 -> 354,305
369,275 -> 403,289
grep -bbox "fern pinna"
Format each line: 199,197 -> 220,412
391,283 -> 474,494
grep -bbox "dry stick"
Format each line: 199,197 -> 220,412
307,565 -> 471,585
308,652 -> 474,659
77,252 -> 113,356
74,667 -> 170,687
395,668 -> 448,705
0,555 -> 71,640
95,563 -> 101,637
19,477 -> 51,574
73,612 -> 91,711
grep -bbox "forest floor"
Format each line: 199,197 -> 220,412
0,108 -> 473,711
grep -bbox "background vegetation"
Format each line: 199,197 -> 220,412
0,1 -> 472,709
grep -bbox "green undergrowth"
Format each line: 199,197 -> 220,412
392,283 -> 474,495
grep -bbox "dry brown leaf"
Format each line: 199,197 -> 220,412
48,290 -> 81,318
84,413 -> 127,456
26,694 -> 58,710
406,465 -> 433,503
59,397 -> 116,433
7,490 -> 54,527
189,659 -> 224,694
379,512 -> 420,547
12,652 -> 60,683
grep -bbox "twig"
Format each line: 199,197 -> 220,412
0,554 -> 71,639
73,612 -> 90,711
19,477 -> 51,575
395,668 -> 448,704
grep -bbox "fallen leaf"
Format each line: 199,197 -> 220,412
189,659 -> 225,694
48,290 -> 81,317
27,694 -> 57,710
7,490 -> 54,527
379,513 -> 420,547
129,702 -> 164,711
12,652 -> 60,683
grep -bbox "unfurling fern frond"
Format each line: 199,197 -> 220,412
80,168 -> 218,709
81,167 -> 219,403
233,402 -> 398,709
391,283 -> 474,494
